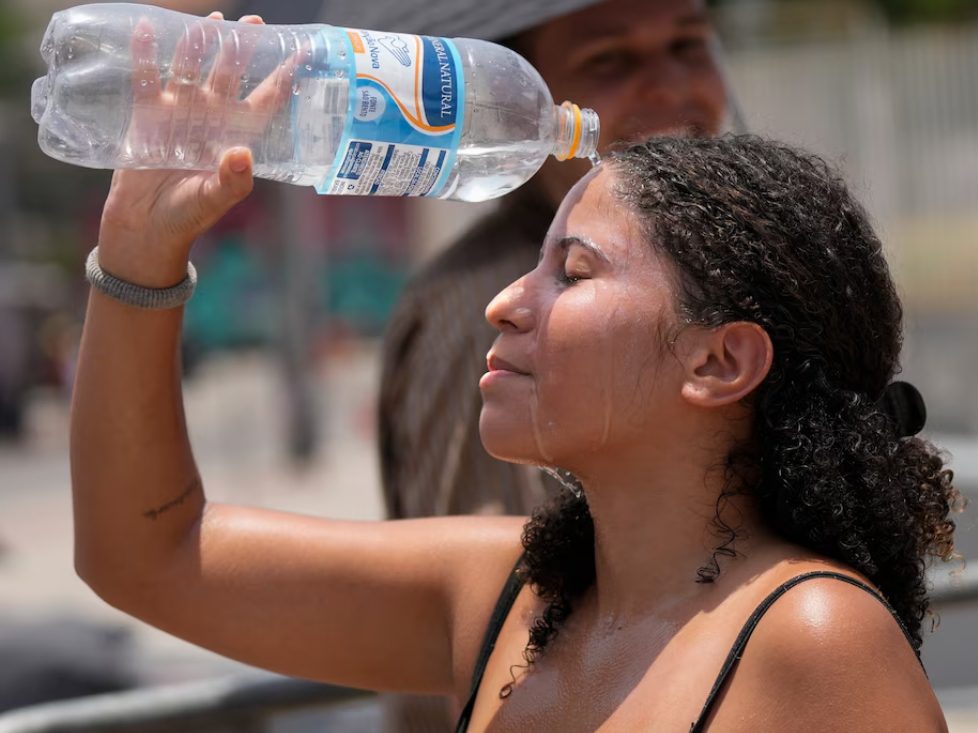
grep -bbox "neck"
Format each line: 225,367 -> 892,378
575,434 -> 772,622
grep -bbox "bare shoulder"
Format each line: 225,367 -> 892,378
716,568 -> 947,732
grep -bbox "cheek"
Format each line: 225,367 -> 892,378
533,282 -> 666,454
684,63 -> 727,121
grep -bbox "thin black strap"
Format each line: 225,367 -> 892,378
454,557 -> 527,733
689,571 -> 921,733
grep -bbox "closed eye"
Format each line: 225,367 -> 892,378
543,235 -> 607,285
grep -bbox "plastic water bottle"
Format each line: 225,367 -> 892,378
30,3 -> 599,202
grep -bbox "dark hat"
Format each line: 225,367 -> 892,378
316,0 -> 605,40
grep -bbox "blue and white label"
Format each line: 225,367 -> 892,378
317,28 -> 465,197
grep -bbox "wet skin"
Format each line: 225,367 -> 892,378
480,165 -> 684,471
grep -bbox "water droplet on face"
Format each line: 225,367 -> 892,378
304,64 -> 313,71
291,83 -> 300,96
140,79 -> 149,87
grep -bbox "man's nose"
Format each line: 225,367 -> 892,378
486,276 -> 535,333
632,54 -> 687,109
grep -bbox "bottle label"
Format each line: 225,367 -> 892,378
317,29 -> 465,198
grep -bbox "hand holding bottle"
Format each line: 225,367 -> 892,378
122,11 -> 302,170
97,12 -> 275,286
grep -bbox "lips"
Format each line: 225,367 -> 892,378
486,353 -> 530,376
612,119 -> 712,147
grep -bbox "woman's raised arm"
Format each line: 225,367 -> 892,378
70,91 -> 524,693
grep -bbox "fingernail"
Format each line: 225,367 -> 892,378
230,150 -> 249,172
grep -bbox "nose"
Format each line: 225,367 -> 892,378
634,55 -> 686,109
486,275 -> 535,334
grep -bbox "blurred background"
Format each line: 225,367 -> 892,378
1,0 -> 976,730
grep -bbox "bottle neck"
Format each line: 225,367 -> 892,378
552,102 -> 600,161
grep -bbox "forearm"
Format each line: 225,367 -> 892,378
67,134 -> 255,592
70,272 -> 202,592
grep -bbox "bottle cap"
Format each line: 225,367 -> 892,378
554,101 -> 600,161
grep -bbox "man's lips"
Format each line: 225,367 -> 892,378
611,121 -> 711,147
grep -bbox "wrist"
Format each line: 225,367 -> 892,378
96,236 -> 193,288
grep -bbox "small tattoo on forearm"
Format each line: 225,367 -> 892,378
143,478 -> 201,521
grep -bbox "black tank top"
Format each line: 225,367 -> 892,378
454,567 -> 922,732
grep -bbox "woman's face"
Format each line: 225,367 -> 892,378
479,166 -> 687,471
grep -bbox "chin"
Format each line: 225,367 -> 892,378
479,411 -> 547,466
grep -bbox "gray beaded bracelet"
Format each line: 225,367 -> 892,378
85,247 -> 197,310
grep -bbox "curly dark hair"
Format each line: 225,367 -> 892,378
512,135 -> 960,688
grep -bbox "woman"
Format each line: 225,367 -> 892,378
72,109 -> 957,730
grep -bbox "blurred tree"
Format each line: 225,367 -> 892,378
875,0 -> 978,24
0,5 -> 31,97
710,0 -> 978,26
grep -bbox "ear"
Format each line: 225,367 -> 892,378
679,322 -> 773,407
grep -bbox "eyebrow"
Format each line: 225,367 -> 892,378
567,11 -> 710,44
557,236 -> 611,263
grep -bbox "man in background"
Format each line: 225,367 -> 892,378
375,0 -> 730,518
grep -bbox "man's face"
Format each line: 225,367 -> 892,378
520,0 -> 727,206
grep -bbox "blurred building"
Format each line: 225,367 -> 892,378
710,0 -> 978,433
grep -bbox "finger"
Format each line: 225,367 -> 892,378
207,11 -> 224,20
245,38 -> 308,117
130,19 -> 161,104
246,58 -> 296,118
205,15 -> 262,100
198,147 -> 255,224
242,14 -> 305,113
167,18 -> 215,98
129,19 -> 164,160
